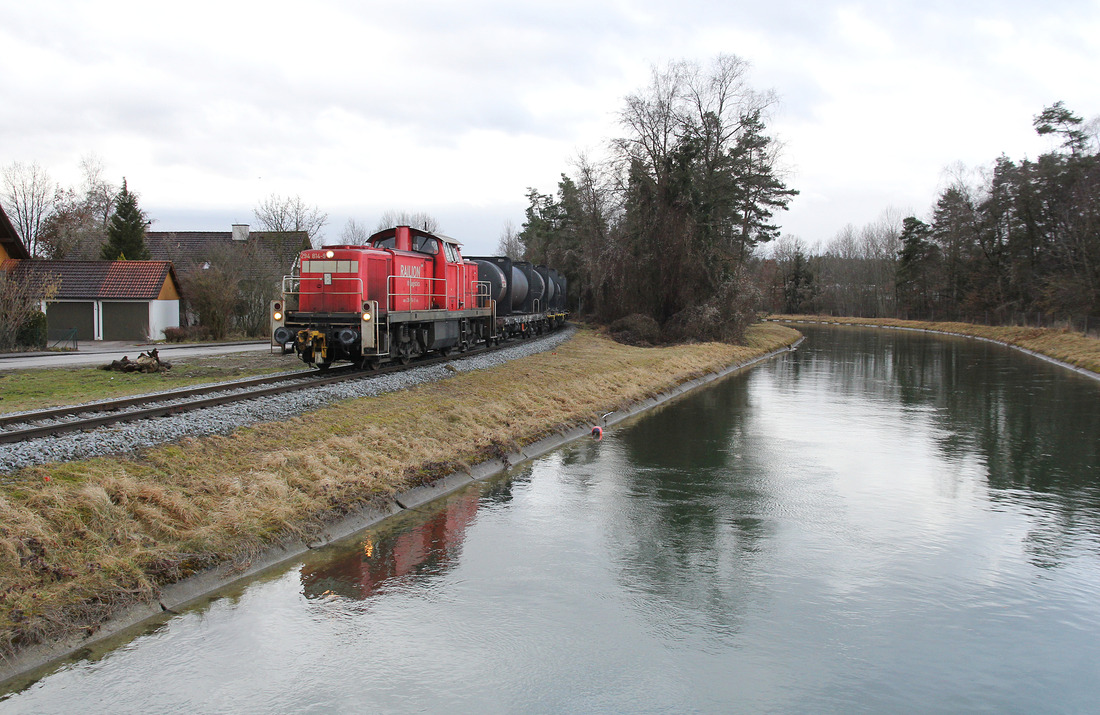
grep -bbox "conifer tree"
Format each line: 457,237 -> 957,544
100,179 -> 150,260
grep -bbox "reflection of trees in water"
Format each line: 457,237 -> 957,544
480,473 -> 519,508
797,325 -> 1100,568
610,377 -> 771,641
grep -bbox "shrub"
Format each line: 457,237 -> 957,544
163,325 -> 211,343
163,327 -> 188,343
662,272 -> 761,344
608,314 -> 662,346
16,311 -> 48,349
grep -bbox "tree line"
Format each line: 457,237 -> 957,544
770,102 -> 1100,330
510,55 -> 797,344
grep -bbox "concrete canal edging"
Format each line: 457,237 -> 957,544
0,337 -> 802,687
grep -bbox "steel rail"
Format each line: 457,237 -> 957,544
0,366 -> 354,430
0,344 -> 494,445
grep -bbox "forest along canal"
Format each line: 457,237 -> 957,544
3,325 -> 1099,713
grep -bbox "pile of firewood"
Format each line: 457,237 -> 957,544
100,348 -> 173,373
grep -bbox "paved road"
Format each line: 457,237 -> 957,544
0,341 -> 273,370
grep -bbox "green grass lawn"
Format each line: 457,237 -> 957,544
0,352 -> 310,414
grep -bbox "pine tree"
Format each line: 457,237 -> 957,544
895,216 -> 939,317
100,179 -> 150,260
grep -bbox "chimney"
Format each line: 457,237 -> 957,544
232,224 -> 250,241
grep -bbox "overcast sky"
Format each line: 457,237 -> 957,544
2,1 -> 1097,255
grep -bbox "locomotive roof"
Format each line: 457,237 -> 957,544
366,226 -> 463,246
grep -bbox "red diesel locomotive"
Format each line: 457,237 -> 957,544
271,225 -> 567,369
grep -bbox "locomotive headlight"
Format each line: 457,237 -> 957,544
273,311 -> 283,321
325,250 -> 335,258
361,311 -> 372,322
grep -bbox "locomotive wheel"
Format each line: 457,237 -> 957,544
317,361 -> 332,372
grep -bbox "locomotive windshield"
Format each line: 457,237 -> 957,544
372,236 -> 396,249
412,236 -> 439,254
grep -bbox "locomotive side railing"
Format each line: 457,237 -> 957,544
280,276 -> 300,311
295,277 -> 364,297
283,273 -> 489,314
284,275 -> 364,311
475,280 -> 492,309
386,274 -> 448,311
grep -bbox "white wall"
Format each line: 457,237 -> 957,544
148,299 -> 180,339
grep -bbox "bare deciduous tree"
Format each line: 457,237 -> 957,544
2,161 -> 55,257
0,268 -> 59,349
340,218 -> 371,245
796,209 -> 903,317
179,243 -> 247,340
80,153 -> 116,226
34,153 -> 116,259
495,220 -> 524,259
374,210 -> 439,234
253,194 -> 329,246
39,187 -> 101,259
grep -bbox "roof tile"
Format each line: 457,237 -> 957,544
5,260 -> 179,300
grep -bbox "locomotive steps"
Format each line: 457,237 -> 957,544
0,323 -> 801,686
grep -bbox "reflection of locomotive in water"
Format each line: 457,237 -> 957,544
300,491 -> 480,600
271,225 -> 568,369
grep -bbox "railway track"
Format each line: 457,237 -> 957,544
0,348 -> 483,445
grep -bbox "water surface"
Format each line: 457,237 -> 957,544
3,325 -> 1099,713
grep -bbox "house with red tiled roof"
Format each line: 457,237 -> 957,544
6,260 -> 182,341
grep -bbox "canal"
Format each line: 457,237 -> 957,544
3,325 -> 1099,713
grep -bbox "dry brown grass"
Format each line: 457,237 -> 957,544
0,323 -> 800,657
770,315 -> 1100,375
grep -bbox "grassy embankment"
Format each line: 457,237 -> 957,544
0,323 -> 800,659
769,314 -> 1100,375
0,353 -> 309,415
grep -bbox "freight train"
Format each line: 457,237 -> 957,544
271,225 -> 567,369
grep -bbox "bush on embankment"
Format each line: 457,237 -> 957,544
0,323 -> 800,659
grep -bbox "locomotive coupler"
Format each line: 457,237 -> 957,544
297,329 -> 328,364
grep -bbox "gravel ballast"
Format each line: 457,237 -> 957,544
0,328 -> 576,474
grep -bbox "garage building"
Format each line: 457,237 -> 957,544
8,260 -> 182,341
